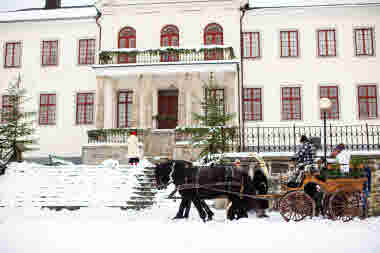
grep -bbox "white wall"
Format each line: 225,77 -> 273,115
99,0 -> 241,57
0,19 -> 98,157
243,5 -> 380,127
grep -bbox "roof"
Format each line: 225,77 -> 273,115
0,6 -> 99,23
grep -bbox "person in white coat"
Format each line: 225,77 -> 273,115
127,131 -> 140,165
330,143 -> 351,173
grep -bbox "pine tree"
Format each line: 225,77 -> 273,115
0,75 -> 38,173
191,78 -> 237,157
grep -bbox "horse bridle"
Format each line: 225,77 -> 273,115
156,161 -> 176,189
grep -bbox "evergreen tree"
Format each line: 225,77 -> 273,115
0,75 -> 38,173
191,78 -> 237,157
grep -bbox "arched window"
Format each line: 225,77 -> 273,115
160,25 -> 179,62
118,26 -> 136,63
204,23 -> 224,60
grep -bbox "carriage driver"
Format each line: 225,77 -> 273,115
288,135 -> 314,187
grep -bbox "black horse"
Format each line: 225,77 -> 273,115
155,160 -> 269,221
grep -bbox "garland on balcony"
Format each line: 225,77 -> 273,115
99,46 -> 235,64
87,128 -> 145,138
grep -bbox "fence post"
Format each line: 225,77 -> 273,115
257,126 -> 260,153
329,124 -> 333,152
366,123 -> 370,151
293,124 -> 296,153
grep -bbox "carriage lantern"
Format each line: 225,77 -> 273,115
320,98 -> 332,169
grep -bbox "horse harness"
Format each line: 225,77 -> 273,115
177,165 -> 248,200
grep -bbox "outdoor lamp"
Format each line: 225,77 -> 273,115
320,97 -> 332,169
320,97 -> 332,112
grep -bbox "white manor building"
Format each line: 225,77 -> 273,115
0,0 -> 380,160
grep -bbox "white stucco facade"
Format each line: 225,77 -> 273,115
0,1 -> 380,157
0,7 -> 99,157
242,4 -> 380,127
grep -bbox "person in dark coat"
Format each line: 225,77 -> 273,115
288,135 -> 313,187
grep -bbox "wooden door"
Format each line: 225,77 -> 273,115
158,90 -> 178,129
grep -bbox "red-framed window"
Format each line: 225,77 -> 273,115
280,31 -> 299,57
41,40 -> 58,66
76,93 -> 94,124
1,95 -> 13,123
320,86 -> 339,120
4,42 -> 21,68
117,91 -> 133,128
281,87 -> 301,120
243,88 -> 262,121
118,27 -> 136,63
78,39 -> 95,65
160,25 -> 179,62
204,23 -> 224,60
39,94 -> 56,125
354,28 -> 374,56
318,30 -> 336,57
358,85 -> 378,119
242,32 -> 260,58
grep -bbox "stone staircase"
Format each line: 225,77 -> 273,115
124,166 -> 158,210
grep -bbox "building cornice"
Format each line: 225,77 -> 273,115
0,6 -> 98,24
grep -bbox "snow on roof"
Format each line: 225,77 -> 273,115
0,6 -> 99,23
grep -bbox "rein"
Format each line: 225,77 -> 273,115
177,182 -> 275,201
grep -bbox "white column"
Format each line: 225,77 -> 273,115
104,78 -> 114,129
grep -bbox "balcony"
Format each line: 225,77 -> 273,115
98,46 -> 235,65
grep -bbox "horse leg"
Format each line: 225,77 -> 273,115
226,201 -> 236,220
200,200 -> 214,221
173,198 -> 190,219
183,199 -> 191,218
192,196 -> 207,222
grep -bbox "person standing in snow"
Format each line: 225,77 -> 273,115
127,131 -> 140,165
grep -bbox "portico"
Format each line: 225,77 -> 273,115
92,60 -> 240,130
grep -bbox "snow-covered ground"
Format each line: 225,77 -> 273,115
0,160 -> 379,253
0,205 -> 380,253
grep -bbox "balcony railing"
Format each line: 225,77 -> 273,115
87,128 -> 145,144
98,46 -> 235,65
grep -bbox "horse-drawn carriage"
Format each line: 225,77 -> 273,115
155,152 -> 369,222
276,165 -> 368,222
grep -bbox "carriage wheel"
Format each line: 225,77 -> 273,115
329,192 -> 361,222
279,191 -> 316,222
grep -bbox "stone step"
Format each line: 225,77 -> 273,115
130,196 -> 155,200
126,200 -> 155,206
133,191 -> 156,197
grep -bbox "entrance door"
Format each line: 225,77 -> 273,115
157,90 -> 178,129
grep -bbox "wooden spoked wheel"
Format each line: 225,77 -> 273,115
329,192 -> 361,222
279,191 -> 316,222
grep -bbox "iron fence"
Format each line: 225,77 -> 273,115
88,124 -> 380,153
241,124 -> 380,153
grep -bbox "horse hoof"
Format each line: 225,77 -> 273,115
172,215 -> 184,220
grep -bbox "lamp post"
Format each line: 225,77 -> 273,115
320,98 -> 332,169
239,0 -> 249,151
